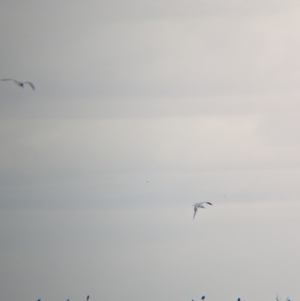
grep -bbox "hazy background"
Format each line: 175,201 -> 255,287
1,1 -> 300,300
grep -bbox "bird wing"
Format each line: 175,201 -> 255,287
24,82 -> 35,90
193,207 -> 197,219
197,202 -> 212,206
0,79 -> 22,86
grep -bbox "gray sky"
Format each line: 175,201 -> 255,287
1,1 -> 300,300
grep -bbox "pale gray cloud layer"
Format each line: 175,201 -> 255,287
1,1 -> 300,301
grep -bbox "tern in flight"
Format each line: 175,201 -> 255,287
0,79 -> 35,90
193,202 -> 212,219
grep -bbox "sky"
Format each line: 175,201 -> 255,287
1,1 -> 300,300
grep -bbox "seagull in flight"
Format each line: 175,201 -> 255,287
193,202 -> 212,219
0,79 -> 35,90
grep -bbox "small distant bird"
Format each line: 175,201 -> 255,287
237,298 -> 240,301
201,296 -> 205,300
37,299 -> 41,301
0,79 -> 35,90
193,202 -> 212,219
86,295 -> 89,301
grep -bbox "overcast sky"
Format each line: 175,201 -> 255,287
1,1 -> 300,301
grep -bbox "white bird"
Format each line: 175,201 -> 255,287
0,79 -> 35,90
193,202 -> 212,219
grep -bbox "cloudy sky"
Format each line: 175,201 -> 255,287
1,1 -> 300,300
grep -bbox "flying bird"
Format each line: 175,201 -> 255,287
0,79 -> 35,90
86,295 -> 89,301
201,296 -> 205,300
193,202 -> 212,219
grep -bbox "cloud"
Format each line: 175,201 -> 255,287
2,0 -> 300,101
2,1 -> 300,300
